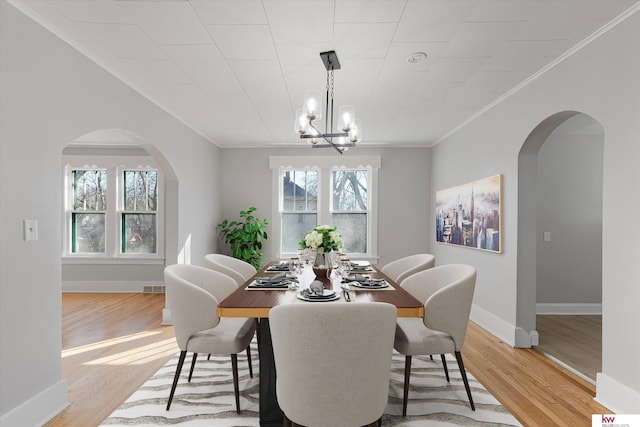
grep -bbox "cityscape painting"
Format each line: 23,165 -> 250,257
435,174 -> 502,253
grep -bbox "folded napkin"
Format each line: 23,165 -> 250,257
342,274 -> 371,283
300,287 -> 336,299
352,278 -> 388,288
255,272 -> 287,284
267,263 -> 290,271
350,263 -> 372,271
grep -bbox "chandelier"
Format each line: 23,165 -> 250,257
294,51 -> 361,154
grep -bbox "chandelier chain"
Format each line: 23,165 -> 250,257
330,69 -> 335,101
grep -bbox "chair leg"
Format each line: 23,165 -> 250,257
231,353 -> 240,414
246,345 -> 253,378
402,355 -> 412,417
207,354 -> 211,360
454,351 -> 475,411
167,350 -> 187,410
440,354 -> 450,382
188,352 -> 198,382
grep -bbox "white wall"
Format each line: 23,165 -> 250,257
0,1 -> 222,424
218,147 -> 432,268
430,8 -> 640,412
536,114 -> 603,309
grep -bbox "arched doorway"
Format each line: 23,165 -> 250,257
61,128 -> 179,322
517,112 -> 603,380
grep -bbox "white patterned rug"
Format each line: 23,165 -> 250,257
101,340 -> 521,426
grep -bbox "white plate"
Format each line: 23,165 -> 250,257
351,281 -> 388,289
297,290 -> 340,302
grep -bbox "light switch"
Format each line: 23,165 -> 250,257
24,219 -> 38,241
543,231 -> 551,242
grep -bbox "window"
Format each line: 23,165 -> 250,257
270,156 -> 380,261
71,169 -> 107,253
281,170 -> 318,252
332,169 -> 368,253
64,156 -> 163,261
121,170 -> 158,254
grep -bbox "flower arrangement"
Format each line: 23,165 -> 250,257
299,225 -> 343,253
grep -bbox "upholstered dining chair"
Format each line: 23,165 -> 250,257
269,302 -> 397,427
203,253 -> 257,286
164,264 -> 256,413
394,263 -> 477,416
380,253 -> 435,285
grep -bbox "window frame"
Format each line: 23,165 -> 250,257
62,155 -> 164,264
270,156 -> 380,262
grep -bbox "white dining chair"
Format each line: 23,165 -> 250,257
164,264 -> 256,413
269,302 -> 397,427
394,263 -> 477,416
203,253 -> 257,286
381,253 -> 435,285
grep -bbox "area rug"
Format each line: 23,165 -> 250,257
101,339 -> 521,426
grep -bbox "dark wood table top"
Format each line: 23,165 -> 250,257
217,261 -> 424,318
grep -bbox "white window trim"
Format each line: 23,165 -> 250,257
62,154 -> 164,262
270,156 -> 380,262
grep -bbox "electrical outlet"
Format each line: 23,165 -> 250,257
24,219 -> 38,241
543,231 -> 551,242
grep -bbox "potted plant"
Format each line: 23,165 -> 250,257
218,207 -> 269,269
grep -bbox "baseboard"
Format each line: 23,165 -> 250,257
0,379 -> 68,427
595,373 -> 640,413
62,280 -> 165,293
536,303 -> 602,315
469,303 -> 517,347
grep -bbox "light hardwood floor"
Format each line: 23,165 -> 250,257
46,293 -> 610,427
535,315 -> 602,382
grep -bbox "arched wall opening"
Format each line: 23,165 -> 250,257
60,128 -> 179,293
517,111 -> 603,379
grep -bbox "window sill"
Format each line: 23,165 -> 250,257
61,256 -> 165,265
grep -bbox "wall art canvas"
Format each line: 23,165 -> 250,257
435,174 -> 502,253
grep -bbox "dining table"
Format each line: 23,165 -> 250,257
217,260 -> 424,427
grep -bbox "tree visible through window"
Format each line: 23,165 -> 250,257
272,155 -> 379,259
332,170 -> 368,253
281,170 -> 318,252
72,169 -> 107,253
66,165 -> 160,257
122,170 -> 157,253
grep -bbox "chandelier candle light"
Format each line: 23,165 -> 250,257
294,51 -> 361,154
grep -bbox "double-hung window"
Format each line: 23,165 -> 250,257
71,169 -> 107,253
121,170 -> 158,254
63,155 -> 163,261
271,156 -> 380,261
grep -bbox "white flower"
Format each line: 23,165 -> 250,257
300,225 -> 343,251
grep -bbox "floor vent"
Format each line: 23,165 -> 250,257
143,285 -> 166,294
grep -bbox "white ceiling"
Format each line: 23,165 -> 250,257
10,0 -> 640,148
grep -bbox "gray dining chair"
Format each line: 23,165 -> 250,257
394,263 -> 477,416
203,253 -> 257,286
381,253 -> 435,285
164,264 -> 256,413
269,302 -> 397,427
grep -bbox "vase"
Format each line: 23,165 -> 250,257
312,251 -> 333,283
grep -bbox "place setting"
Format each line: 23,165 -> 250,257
247,272 -> 296,289
339,265 -> 391,290
297,280 -> 340,302
265,261 -> 291,272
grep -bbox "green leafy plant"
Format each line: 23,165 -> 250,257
218,207 -> 269,269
